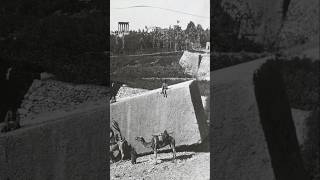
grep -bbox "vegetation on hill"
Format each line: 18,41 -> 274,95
110,21 -> 210,55
215,0 -> 319,51
111,52 -> 190,79
212,0 -> 264,52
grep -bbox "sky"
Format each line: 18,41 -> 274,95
110,0 -> 210,31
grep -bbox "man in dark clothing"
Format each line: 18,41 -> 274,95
110,82 -> 117,102
0,58 -> 43,132
161,79 -> 168,98
198,54 -> 202,68
109,120 -> 137,164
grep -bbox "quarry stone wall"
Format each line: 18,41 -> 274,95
253,60 -> 309,179
211,57 -> 274,179
211,56 -> 309,179
110,80 -> 208,154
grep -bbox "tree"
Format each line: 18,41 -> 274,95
185,21 -> 197,43
196,24 -> 206,47
173,25 -> 183,51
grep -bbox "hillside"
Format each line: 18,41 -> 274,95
219,0 -> 319,50
110,52 -> 193,90
110,52 -> 186,78
0,0 -> 107,85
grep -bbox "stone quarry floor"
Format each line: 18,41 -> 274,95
110,151 -> 210,180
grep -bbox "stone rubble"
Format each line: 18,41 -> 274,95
18,79 -> 108,121
115,86 -> 148,99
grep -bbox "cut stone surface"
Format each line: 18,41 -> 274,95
211,56 -> 309,179
211,56 -> 275,180
110,80 -> 208,154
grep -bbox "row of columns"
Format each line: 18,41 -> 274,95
118,22 -> 129,33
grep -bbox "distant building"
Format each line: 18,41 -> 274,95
118,22 -> 129,36
117,22 -> 129,50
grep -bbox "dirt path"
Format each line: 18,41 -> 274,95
110,151 -> 210,180
110,51 -> 182,58
141,77 -> 194,80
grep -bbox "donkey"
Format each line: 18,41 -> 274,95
135,130 -> 176,162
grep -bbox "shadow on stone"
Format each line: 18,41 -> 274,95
137,138 -> 209,158
161,154 -> 195,162
253,60 -> 310,180
301,108 -> 320,179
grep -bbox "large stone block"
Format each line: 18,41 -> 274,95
253,60 -> 309,179
110,80 -> 208,154
0,103 -> 107,180
211,56 -> 309,179
211,57 -> 275,180
179,51 -> 201,76
179,51 -> 210,80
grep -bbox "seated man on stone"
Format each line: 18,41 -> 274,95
160,80 -> 169,98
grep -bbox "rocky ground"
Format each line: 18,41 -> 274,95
110,151 -> 210,180
18,79 -> 108,122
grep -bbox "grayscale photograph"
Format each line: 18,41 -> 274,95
1,0 -> 319,179
0,0 -> 107,179
109,0 -> 210,179
212,0 -> 319,179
